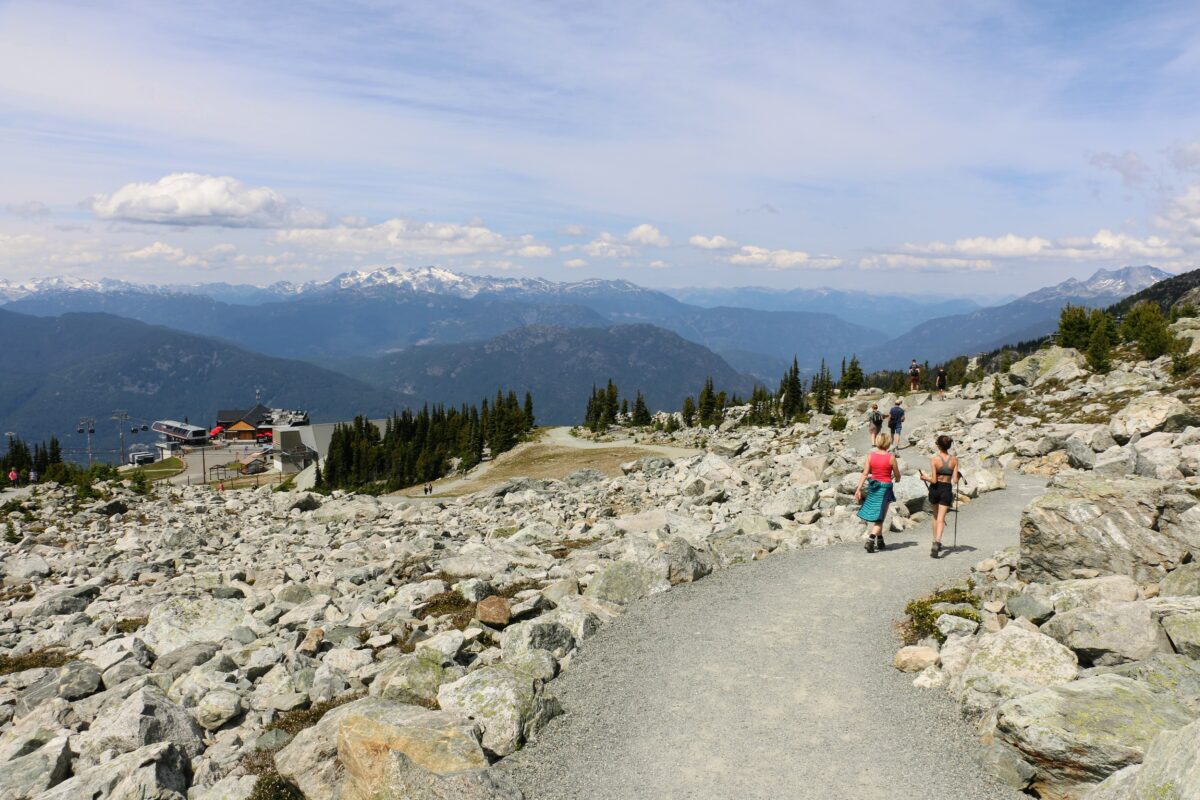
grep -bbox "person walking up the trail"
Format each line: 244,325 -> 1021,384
867,403 -> 883,439
887,399 -> 905,451
6,468 -> 16,487
919,434 -> 959,559
908,360 -> 921,391
855,432 -> 900,553
935,366 -> 948,400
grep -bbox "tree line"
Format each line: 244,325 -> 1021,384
316,390 -> 535,492
2,435 -> 64,481
1057,299 -> 1195,376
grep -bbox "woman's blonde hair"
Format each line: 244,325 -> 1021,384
874,431 -> 892,450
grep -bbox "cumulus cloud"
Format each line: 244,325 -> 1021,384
1088,151 -> 1152,188
123,241 -> 208,268
1155,184 -> 1200,239
272,217 -> 546,259
89,172 -> 328,228
689,234 -> 738,250
648,260 -> 667,269
5,201 -> 49,218
626,223 -> 669,246
727,245 -> 841,271
563,258 -> 587,268
906,234 -> 1051,258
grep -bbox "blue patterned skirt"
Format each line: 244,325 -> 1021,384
857,480 -> 895,522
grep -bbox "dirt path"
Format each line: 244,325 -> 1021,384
500,396 -> 1041,800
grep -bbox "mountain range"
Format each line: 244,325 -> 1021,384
0,264 -> 1176,450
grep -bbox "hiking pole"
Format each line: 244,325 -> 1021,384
953,476 -> 961,550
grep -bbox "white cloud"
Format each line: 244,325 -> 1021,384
272,217 -> 545,259
1088,151 -> 1151,188
89,172 -> 328,228
577,232 -> 635,259
560,224 -> 588,237
1156,184 -> 1200,239
648,259 -> 667,269
904,230 -> 1180,262
689,234 -> 738,250
508,234 -> 551,258
859,254 -> 994,271
124,241 -> 185,261
727,244 -> 841,271
1168,143 -> 1200,173
626,223 -> 669,246
5,201 -> 49,218
563,258 -> 587,268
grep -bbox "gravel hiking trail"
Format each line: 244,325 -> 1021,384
501,397 -> 1044,800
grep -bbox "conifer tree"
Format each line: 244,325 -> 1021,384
840,355 -> 865,396
632,392 -> 652,426
1086,312 -> 1114,374
1058,304 -> 1092,350
698,377 -> 719,427
524,392 -> 535,431
681,396 -> 697,427
1121,301 -> 1174,360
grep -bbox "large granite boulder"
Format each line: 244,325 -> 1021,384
141,597 -> 248,656
1018,474 -> 1200,583
1008,347 -> 1086,387
957,624 -> 1078,715
74,686 -> 204,768
436,665 -> 561,757
1162,612 -> 1200,659
584,560 -> 670,606
992,674 -> 1195,800
34,742 -> 188,800
336,706 -> 505,800
370,651 -> 465,705
1086,716 -> 1200,800
1110,396 -> 1189,443
1040,602 -> 1164,666
1160,562 -> 1200,597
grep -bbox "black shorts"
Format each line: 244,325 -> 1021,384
928,481 -> 954,507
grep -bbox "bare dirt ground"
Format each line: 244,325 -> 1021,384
393,426 -> 698,499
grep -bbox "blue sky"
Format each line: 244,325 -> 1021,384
3,0 -> 1200,295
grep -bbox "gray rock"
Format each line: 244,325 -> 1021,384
935,613 -> 979,638
35,742 -> 188,800
75,686 -> 204,767
1049,575 -> 1142,613
960,623 -> 1079,690
1040,602 -> 1164,666
501,619 -> 575,661
1064,436 -> 1096,470
142,597 -> 247,656
153,642 -> 220,680
584,560 -> 670,606
1006,584 -> 1055,624
993,674 -> 1195,799
1018,475 -> 1200,583
976,741 -> 1035,790
1091,653 -> 1200,713
663,537 -> 711,584
15,660 -> 102,718
1160,562 -> 1200,597
436,665 -> 562,757
1110,396 -> 1189,443
371,651 -> 464,705
1162,611 -> 1200,658
194,689 -> 242,730
188,774 -> 256,800
0,732 -> 72,800
1087,716 -> 1200,799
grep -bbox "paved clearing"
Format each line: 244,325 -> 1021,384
501,396 -> 1043,800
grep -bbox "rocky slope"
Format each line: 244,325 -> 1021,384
891,320 -> 1200,799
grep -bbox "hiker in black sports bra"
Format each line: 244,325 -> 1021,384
919,434 -> 959,558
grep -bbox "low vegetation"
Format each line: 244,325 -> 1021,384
902,586 -> 981,645
0,648 -> 73,675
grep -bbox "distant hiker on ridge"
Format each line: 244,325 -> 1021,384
887,399 -> 905,451
855,431 -> 899,553
935,366 -> 948,400
919,434 -> 959,559
908,359 -> 921,391
867,403 -> 883,439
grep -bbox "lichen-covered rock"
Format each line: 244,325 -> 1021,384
501,619 -> 575,662
0,731 -> 72,800
585,560 -> 670,606
1049,575 -> 1142,614
1160,562 -> 1200,597
1085,716 -> 1200,800
1040,602 -> 1163,667
992,674 -> 1195,799
371,651 -> 465,705
436,665 -> 562,757
960,623 -> 1079,690
1162,612 -> 1200,659
1091,654 -> 1200,714
141,597 -> 248,656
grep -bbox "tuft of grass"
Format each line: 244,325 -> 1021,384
263,691 -> 363,737
0,648 -> 73,675
0,584 -> 34,602
546,537 -> 600,559
496,578 -> 541,599
415,591 -> 475,630
901,588 -> 982,645
110,617 -> 148,634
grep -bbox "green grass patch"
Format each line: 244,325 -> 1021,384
902,587 -> 982,645
0,648 -> 73,675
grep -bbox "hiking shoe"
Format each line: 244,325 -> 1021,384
865,537 -> 875,554
930,541 -> 941,559
876,535 -> 886,551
